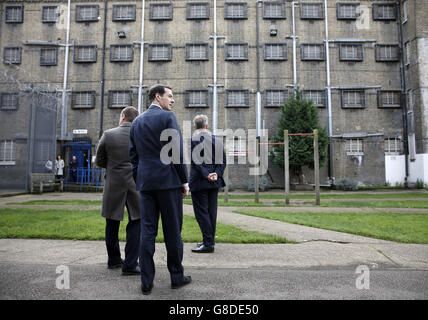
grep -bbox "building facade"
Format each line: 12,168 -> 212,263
0,0 -> 427,189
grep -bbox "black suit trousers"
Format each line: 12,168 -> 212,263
191,188 -> 218,247
139,188 -> 184,285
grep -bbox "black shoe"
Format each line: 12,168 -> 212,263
171,276 -> 192,289
192,244 -> 214,253
196,242 -> 203,247
122,266 -> 141,276
107,260 -> 123,269
141,283 -> 153,295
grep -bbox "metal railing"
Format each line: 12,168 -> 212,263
64,167 -> 105,191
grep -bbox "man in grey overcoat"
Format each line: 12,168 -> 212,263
96,106 -> 141,275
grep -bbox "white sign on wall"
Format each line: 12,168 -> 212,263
73,129 -> 88,135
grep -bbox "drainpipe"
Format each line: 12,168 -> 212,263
256,1 -> 261,138
60,0 -> 71,140
324,0 -> 333,178
397,0 -> 409,186
99,0 -> 108,139
291,2 -> 297,91
137,0 -> 146,114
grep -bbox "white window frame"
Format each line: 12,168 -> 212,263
302,90 -> 326,107
264,43 -> 287,61
402,0 -> 408,23
384,138 -> 402,155
148,43 -> 172,61
149,3 -> 173,20
0,93 -> 19,110
3,47 -> 21,65
5,5 -> 24,23
373,3 -> 396,21
110,45 -> 134,62
226,90 -> 249,107
346,138 -> 363,156
112,4 -> 136,21
186,90 -> 209,108
262,1 -> 286,19
301,43 -> 325,61
341,90 -> 365,108
75,5 -> 99,22
378,90 -> 401,108
186,2 -> 210,20
185,43 -> 209,61
264,89 -> 286,107
73,45 -> 97,63
224,2 -> 248,19
337,2 -> 359,20
0,140 -> 16,166
225,43 -> 248,61
72,91 -> 96,109
339,43 -> 364,61
375,44 -> 399,62
109,90 -> 132,108
300,2 -> 324,20
40,48 -> 58,66
228,136 -> 247,157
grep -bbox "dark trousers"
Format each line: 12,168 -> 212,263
105,214 -> 140,269
191,188 -> 218,247
139,189 -> 184,285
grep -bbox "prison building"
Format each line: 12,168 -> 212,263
0,0 -> 427,190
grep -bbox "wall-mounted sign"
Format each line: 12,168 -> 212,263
73,129 -> 88,135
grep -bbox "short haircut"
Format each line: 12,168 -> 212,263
193,114 -> 209,129
148,84 -> 172,102
121,106 -> 139,123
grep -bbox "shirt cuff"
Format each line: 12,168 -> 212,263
182,183 -> 189,187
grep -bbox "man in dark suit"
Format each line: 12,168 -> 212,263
130,85 -> 191,295
95,106 -> 141,275
189,115 -> 226,253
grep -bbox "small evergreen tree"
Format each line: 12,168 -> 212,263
270,89 -> 329,184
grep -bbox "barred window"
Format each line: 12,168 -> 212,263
185,90 -> 209,108
346,139 -> 363,155
0,140 -> 16,165
148,44 -> 172,61
262,1 -> 286,19
405,42 -> 410,66
113,4 -> 136,21
373,3 -> 396,20
186,2 -> 209,20
378,91 -> 401,108
42,6 -> 59,23
226,90 -> 249,107
186,43 -> 209,61
403,0 -> 408,23
264,43 -> 287,61
301,43 -> 325,61
337,3 -> 359,20
224,2 -> 248,19
341,90 -> 365,108
72,91 -> 96,109
225,43 -> 248,60
300,2 -> 324,19
149,3 -> 173,20
40,48 -> 58,66
110,45 -> 134,62
3,47 -> 21,65
302,90 -> 326,107
384,138 -> 402,154
375,44 -> 399,62
75,5 -> 99,22
339,43 -> 364,61
5,6 -> 24,23
0,93 -> 19,110
264,90 -> 286,107
109,91 -> 132,108
229,136 -> 247,157
35,140 -> 52,166
73,45 -> 97,63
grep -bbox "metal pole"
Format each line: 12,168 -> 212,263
284,130 -> 290,204
137,0 -> 146,114
324,0 -> 333,179
212,0 -> 218,135
254,137 -> 259,203
224,136 -> 229,203
292,2 -> 297,89
60,0 -> 71,140
314,129 -> 320,205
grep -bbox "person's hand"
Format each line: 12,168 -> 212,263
182,185 -> 190,198
207,173 -> 218,182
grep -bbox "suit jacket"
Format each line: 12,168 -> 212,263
95,122 -> 140,221
189,130 -> 226,192
129,105 -> 188,191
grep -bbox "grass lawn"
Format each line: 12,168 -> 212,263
0,208 -> 288,244
217,193 -> 428,200
233,209 -> 428,244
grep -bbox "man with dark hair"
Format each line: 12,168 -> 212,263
130,85 -> 191,295
96,106 -> 141,275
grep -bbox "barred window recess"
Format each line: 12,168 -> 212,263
148,44 -> 172,61
72,91 -> 96,109
35,140 -> 52,166
346,139 -> 363,155
113,4 -> 136,21
342,90 -> 365,108
225,44 -> 248,60
378,91 -> 401,108
42,6 -> 59,22
186,44 -> 209,61
337,3 -> 359,20
76,5 -> 99,22
3,47 -> 21,65
300,2 -> 324,19
339,44 -> 363,61
110,45 -> 134,62
373,3 -> 396,20
150,3 -> 173,20
264,44 -> 287,60
5,6 -> 23,23
384,138 -> 402,154
73,46 -> 97,63
301,44 -> 325,61
40,48 -> 58,66
265,90 -> 286,107
302,90 -> 326,107
186,90 -> 209,108
375,45 -> 399,62
0,140 -> 16,165
226,90 -> 249,107
224,3 -> 247,19
109,91 -> 132,108
262,1 -> 286,19
186,2 -> 209,19
0,93 -> 19,110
